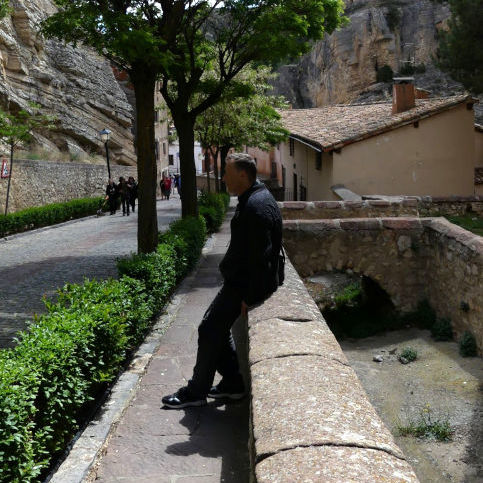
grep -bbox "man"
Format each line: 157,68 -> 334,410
162,153 -> 282,409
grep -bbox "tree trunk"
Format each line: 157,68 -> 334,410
4,144 -> 14,216
172,113 -> 198,217
131,69 -> 158,254
210,146 -> 220,192
204,149 -> 211,192
220,145 -> 231,193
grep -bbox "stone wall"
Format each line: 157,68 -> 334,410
280,197 -> 483,220
0,159 -> 137,213
283,217 -> 483,354
248,261 -> 419,482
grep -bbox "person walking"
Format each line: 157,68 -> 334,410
105,179 -> 118,215
118,176 -> 130,216
160,175 -> 166,200
163,175 -> 172,201
162,153 -> 283,409
128,176 -> 138,213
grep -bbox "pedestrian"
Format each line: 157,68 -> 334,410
163,175 -> 172,200
128,176 -> 138,213
162,153 -> 283,408
105,178 -> 117,215
118,176 -> 130,216
160,175 -> 166,200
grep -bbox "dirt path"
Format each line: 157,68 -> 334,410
341,329 -> 483,482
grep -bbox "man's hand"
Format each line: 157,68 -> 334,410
241,301 -> 249,318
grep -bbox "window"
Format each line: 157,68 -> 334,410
154,110 -> 159,123
271,162 -> 277,179
289,138 -> 295,156
154,141 -> 159,160
282,166 -> 286,189
162,142 -> 166,155
169,154 -> 174,166
315,152 -> 322,171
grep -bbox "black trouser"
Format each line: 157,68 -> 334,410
121,195 -> 129,215
108,197 -> 116,214
130,196 -> 136,212
188,285 -> 244,397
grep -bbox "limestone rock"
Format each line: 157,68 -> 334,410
0,1 -> 135,164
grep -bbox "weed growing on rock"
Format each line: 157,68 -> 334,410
459,331 -> 477,357
399,347 -> 418,363
397,404 -> 453,442
431,317 -> 453,341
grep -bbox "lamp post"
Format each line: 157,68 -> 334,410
99,128 -> 111,180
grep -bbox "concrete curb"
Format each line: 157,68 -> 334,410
48,232 -> 219,483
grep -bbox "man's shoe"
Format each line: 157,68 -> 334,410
208,381 -> 245,400
162,387 -> 207,409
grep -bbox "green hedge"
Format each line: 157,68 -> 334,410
0,213 -> 216,482
198,191 -> 230,233
0,197 -> 104,238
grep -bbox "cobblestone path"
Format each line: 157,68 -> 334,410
0,197 -> 181,348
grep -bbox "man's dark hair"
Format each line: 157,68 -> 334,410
226,153 -> 257,183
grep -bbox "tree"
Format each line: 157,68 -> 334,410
194,65 -> 289,191
41,1 -> 347,253
0,104 -> 55,215
436,0 -> 483,94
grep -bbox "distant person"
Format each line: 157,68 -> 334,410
128,176 -> 138,213
162,153 -> 283,408
160,175 -> 166,200
175,174 -> 181,199
118,176 -> 130,216
163,175 -> 172,200
105,179 -> 118,215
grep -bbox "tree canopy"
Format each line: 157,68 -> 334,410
41,0 -> 347,253
436,0 -> 483,94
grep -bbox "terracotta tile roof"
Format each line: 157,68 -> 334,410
280,95 -> 476,152
476,167 -> 483,185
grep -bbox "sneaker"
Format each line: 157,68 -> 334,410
162,387 -> 207,409
208,380 -> 245,400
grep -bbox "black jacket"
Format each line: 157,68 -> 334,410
219,181 -> 282,306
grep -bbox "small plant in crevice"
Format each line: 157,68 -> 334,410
397,404 -> 453,442
334,282 -> 362,307
431,317 -> 453,341
399,347 -> 418,363
459,331 -> 477,357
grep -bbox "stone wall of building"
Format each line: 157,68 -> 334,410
0,159 -> 137,213
280,197 -> 483,220
248,261 -> 419,482
283,217 -> 483,354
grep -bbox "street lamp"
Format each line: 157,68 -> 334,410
99,128 -> 111,180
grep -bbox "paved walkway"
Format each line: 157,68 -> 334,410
0,197 -> 182,348
89,211 -> 250,482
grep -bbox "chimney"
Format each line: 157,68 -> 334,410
392,77 -> 415,114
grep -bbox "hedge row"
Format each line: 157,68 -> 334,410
0,197 -> 104,238
0,193 -> 229,482
198,191 -> 230,233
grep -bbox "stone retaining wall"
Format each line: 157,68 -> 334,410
283,217 -> 483,354
280,197 -> 483,220
248,261 -> 419,482
0,159 -> 137,213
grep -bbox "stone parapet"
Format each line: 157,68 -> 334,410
283,217 -> 483,354
248,262 -> 419,482
0,159 -> 137,212
279,197 -> 483,220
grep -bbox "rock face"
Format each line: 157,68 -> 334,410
273,0 -> 454,107
0,0 -> 136,164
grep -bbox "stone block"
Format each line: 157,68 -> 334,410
339,218 -> 381,231
256,446 -> 418,483
281,202 -> 307,210
382,218 -> 422,230
402,198 -> 418,207
314,201 -> 342,209
343,201 -> 363,209
248,318 -> 347,366
367,200 -> 390,207
250,355 -> 403,460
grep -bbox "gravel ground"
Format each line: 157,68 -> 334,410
341,329 -> 483,483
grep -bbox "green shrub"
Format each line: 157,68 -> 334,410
397,404 -> 452,442
0,197 -> 104,237
334,282 -> 362,307
198,191 -> 227,232
431,317 -> 453,341
376,64 -> 394,83
399,347 -> 418,362
459,331 -> 477,357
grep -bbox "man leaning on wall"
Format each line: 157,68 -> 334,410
162,153 -> 283,408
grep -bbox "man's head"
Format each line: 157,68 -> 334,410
223,153 -> 257,196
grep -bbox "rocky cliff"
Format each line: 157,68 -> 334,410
0,0 -> 136,164
273,0 -> 459,107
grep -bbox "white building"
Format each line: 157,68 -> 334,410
168,140 -> 204,176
